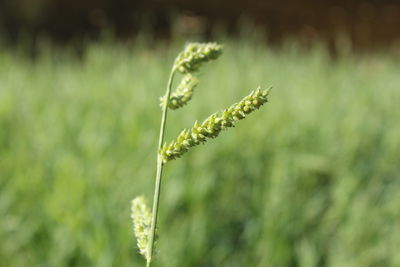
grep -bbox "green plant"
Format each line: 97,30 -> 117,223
130,42 -> 271,267
2,38 -> 400,267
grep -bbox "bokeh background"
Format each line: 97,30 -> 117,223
1,1 -> 400,267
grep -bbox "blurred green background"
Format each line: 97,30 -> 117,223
1,36 -> 399,266
1,1 -> 400,266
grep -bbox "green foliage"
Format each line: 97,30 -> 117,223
0,38 -> 399,267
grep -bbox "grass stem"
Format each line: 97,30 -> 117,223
146,69 -> 176,267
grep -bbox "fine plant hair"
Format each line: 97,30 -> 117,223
130,42 -> 272,267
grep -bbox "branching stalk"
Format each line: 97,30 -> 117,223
130,43 -> 267,267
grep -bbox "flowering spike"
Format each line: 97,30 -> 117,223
173,42 -> 223,74
160,74 -> 199,110
131,196 -> 154,261
159,87 -> 271,163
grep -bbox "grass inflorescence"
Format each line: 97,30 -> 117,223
160,74 -> 198,109
159,87 -> 271,162
131,42 -> 271,266
131,196 -> 152,260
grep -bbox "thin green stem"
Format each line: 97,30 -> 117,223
146,69 -> 176,267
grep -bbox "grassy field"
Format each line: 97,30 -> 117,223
0,37 -> 399,267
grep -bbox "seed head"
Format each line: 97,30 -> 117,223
174,42 -> 223,74
160,74 -> 199,109
159,87 -> 271,163
131,196 -> 153,261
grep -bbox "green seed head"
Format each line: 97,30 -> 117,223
174,42 -> 223,74
131,196 -> 153,261
159,87 -> 271,163
160,74 -> 199,109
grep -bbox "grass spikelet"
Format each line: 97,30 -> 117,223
173,42 -> 223,73
131,196 -> 153,261
160,74 -> 199,109
159,87 -> 271,163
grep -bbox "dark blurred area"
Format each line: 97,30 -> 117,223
1,0 -> 400,50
